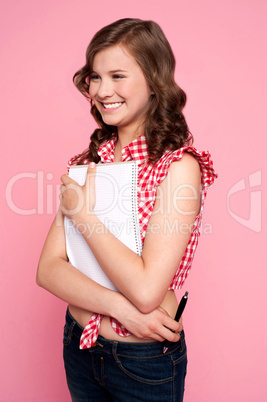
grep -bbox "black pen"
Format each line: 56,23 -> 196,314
163,291 -> 189,353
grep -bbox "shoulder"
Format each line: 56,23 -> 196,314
168,152 -> 201,185
164,153 -> 201,194
155,146 -> 218,189
170,151 -> 201,171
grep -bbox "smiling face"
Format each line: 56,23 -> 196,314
89,45 -> 152,138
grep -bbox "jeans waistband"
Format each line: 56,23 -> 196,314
65,307 -> 185,356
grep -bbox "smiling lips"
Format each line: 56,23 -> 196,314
102,102 -> 124,110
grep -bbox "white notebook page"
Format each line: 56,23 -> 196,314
64,161 -> 142,291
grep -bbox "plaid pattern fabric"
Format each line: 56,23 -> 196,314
68,135 -> 217,349
79,313 -> 103,349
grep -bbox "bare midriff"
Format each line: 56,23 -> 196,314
68,289 -> 178,343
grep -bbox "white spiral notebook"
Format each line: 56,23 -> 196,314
64,161 -> 142,291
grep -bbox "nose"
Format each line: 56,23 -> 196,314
97,78 -> 114,99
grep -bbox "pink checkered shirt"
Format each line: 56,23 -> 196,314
67,134 -> 217,349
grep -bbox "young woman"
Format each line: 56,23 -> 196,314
37,18 -> 217,401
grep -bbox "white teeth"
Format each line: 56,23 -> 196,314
103,102 -> 123,109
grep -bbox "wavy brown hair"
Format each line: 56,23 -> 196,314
72,18 -> 193,164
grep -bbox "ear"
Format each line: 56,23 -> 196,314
149,85 -> 155,96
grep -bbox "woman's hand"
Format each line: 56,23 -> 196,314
118,305 -> 183,343
59,162 -> 96,222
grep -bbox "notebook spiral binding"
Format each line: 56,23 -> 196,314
131,162 -> 143,256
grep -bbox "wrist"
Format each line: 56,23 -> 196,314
73,210 -> 96,233
111,292 -> 135,322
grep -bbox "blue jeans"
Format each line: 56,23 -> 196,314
63,308 -> 187,401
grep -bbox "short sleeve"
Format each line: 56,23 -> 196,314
155,146 -> 218,189
67,151 -> 90,172
67,154 -> 78,172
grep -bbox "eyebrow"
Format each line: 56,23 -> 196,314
109,69 -> 128,73
91,69 -> 128,74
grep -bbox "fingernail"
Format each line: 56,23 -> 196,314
88,162 -> 95,168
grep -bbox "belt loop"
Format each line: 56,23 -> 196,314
67,320 -> 76,342
112,341 -> 119,362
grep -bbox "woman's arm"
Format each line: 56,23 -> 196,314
36,209 -> 182,342
37,209 -> 121,316
60,154 -> 201,313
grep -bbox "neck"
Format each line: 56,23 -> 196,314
114,130 -> 142,163
117,125 -> 143,149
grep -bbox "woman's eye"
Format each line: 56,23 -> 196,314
90,75 -> 100,81
113,74 -> 124,79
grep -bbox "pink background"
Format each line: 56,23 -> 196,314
1,0 -> 266,401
